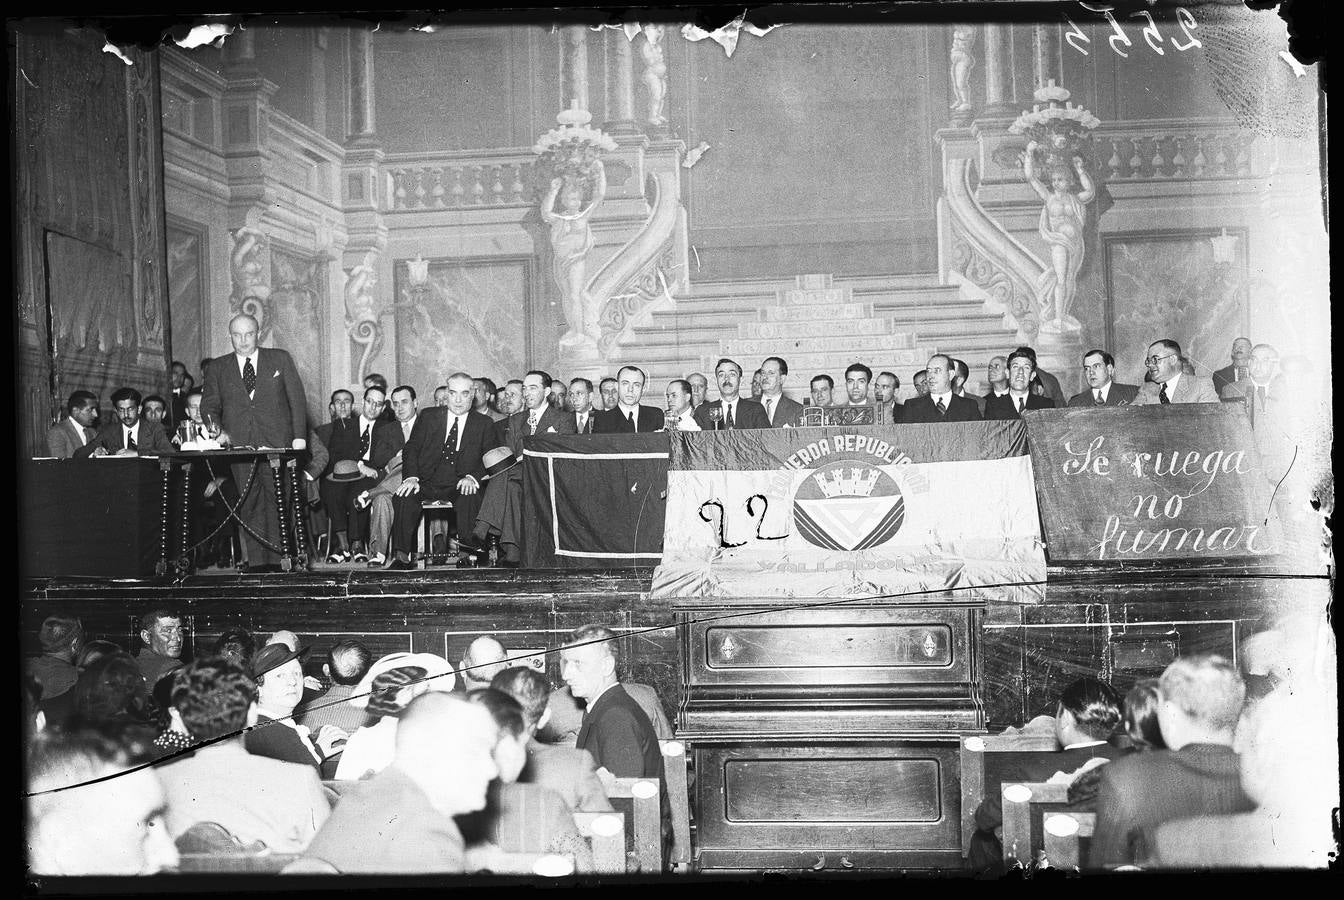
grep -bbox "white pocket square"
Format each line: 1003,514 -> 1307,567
546,426 -> 557,433
272,370 -> 280,378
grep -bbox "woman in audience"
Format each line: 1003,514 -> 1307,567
63,652 -> 158,752
1121,678 -> 1166,751
334,652 -> 456,781
40,639 -> 125,727
149,669 -> 198,758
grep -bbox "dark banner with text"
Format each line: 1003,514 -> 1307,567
1024,405 -> 1281,563
650,423 -> 1046,601
521,433 -> 668,569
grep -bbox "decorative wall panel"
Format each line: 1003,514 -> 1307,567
393,257 -> 531,393
267,245 -> 328,424
166,223 -> 206,371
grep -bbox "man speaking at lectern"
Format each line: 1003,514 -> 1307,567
200,313 -> 308,573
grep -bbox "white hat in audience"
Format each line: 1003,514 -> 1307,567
350,652 -> 455,709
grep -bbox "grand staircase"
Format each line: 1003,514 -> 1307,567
608,273 -> 1017,400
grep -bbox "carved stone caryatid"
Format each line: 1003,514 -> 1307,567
344,249 -> 383,381
639,24 -> 668,129
1009,81 -> 1101,334
229,225 -> 272,337
949,25 -> 977,122
533,104 -> 616,360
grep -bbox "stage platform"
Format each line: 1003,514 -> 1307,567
21,561 -> 1324,728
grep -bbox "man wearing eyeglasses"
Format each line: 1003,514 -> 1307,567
1068,349 -> 1139,407
1134,339 -> 1219,405
345,386 -> 405,563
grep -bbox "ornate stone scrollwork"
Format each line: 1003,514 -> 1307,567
597,240 -> 677,357
229,225 -> 273,337
344,250 -> 383,382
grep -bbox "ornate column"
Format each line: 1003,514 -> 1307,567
348,26 -> 376,140
603,28 -> 639,134
1031,23 -> 1062,91
561,26 -> 590,111
981,24 -> 1015,116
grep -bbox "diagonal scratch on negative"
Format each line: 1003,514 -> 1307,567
30,574 -> 1070,797
1264,444 -> 1299,526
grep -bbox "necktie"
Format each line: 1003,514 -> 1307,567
627,410 -> 635,430
725,403 -> 735,429
242,357 -> 256,395
935,397 -> 946,415
1095,390 -> 1103,405
443,415 -> 459,458
360,423 -> 371,457
765,398 -> 775,423
1018,396 -> 1026,413
1159,383 -> 1170,404
126,429 -> 137,451
1255,386 -> 1267,411
528,411 -> 539,435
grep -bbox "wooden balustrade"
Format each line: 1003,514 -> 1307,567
1095,123 -> 1258,181
383,152 -> 535,211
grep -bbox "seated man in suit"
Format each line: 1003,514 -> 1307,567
760,356 -> 804,427
387,372 -> 500,571
244,643 -> 347,774
491,665 -> 613,813
75,387 -> 174,457
664,379 -> 699,431
1068,349 -> 1140,407
593,365 -> 664,433
473,370 -> 575,565
873,370 -> 903,425
967,677 -> 1124,873
1218,342 -> 1278,427
473,376 -> 507,423
985,349 -> 1056,419
1134,338 -> 1220,405
1091,654 -> 1254,868
315,390 -> 361,562
693,357 -> 770,430
359,384 -> 420,567
561,624 -> 663,781
901,354 -> 982,423
568,377 -> 598,434
45,390 -> 99,458
809,374 -> 835,408
141,395 -> 169,432
343,386 -> 404,562
1212,336 -> 1253,396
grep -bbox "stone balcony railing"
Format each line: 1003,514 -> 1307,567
381,149 -> 537,211
1094,118 -> 1261,182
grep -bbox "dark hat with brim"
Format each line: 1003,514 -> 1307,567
250,643 -> 308,680
483,446 -> 518,478
328,459 -> 363,482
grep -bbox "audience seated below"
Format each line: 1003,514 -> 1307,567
561,625 -> 663,781
333,652 -> 456,781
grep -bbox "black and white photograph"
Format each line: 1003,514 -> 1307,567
16,0 -> 1334,885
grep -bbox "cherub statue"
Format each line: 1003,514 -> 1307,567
541,160 -> 607,346
950,25 -> 976,113
640,24 -> 668,126
1024,140 -> 1095,332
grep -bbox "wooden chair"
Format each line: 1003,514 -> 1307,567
608,776 -> 662,873
1043,811 -> 1095,870
420,499 -> 454,567
572,811 -> 626,874
660,740 -> 693,873
173,821 -> 302,873
1000,780 -> 1070,867
958,731 -> 1058,856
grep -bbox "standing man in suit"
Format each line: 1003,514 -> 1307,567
1134,339 -> 1220,405
985,349 -> 1056,419
985,356 -> 1009,404
873,370 -> 904,425
1069,349 -> 1140,407
950,359 -> 984,416
478,370 -> 577,565
597,377 -> 620,413
167,361 -> 190,431
686,373 -> 709,412
912,369 -> 929,398
1218,343 -> 1278,427
809,374 -> 835,408
76,387 -> 175,457
1011,346 -> 1068,408
45,390 -> 99,458
593,366 -> 664,433
1212,337 -> 1253,396
841,363 -> 874,408
901,355 -> 982,423
387,372 -> 499,571
561,624 -> 663,781
664,379 -> 699,431
568,378 -> 597,434
693,358 -> 770,430
759,357 -> 804,428
200,313 -> 308,572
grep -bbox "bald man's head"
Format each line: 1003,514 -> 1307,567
394,693 -> 499,816
461,635 -> 508,687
